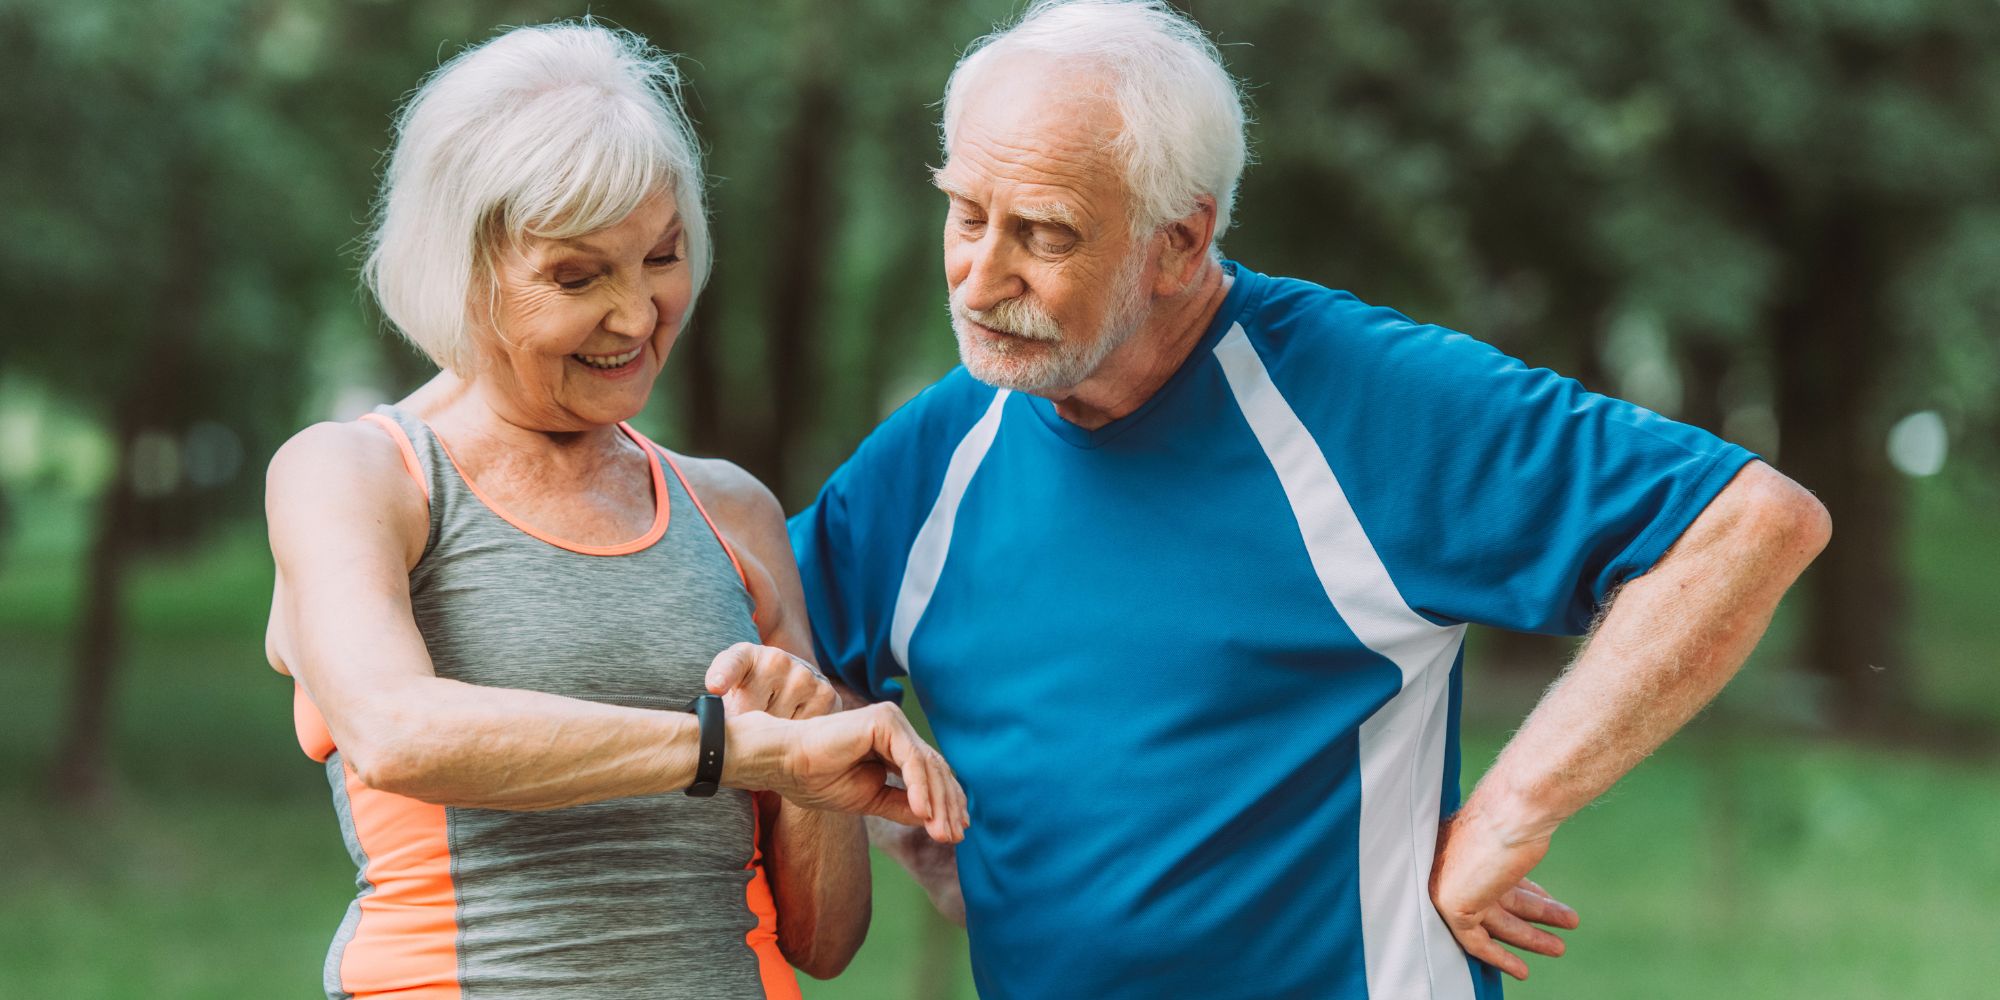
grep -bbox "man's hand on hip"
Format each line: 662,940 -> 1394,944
1430,803 -> 1579,981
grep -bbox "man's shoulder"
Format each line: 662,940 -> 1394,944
1224,268 -> 1480,380
817,365 -> 1004,501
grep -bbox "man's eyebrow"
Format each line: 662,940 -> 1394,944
1014,201 -> 1079,229
931,170 -> 973,202
930,172 -> 1079,229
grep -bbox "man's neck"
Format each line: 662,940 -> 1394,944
1050,260 -> 1232,430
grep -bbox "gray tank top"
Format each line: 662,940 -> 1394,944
317,404 -> 793,1000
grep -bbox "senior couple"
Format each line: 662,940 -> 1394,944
264,3 -> 1828,998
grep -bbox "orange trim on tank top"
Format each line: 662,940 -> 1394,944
358,413 -> 432,505
337,763 -> 464,998
744,795 -> 804,1000
632,432 -> 752,593
431,421 -> 671,557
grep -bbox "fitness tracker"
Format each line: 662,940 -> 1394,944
683,693 -> 724,797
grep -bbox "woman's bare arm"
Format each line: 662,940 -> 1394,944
264,422 -> 958,825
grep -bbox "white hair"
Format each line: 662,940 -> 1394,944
941,0 -> 1249,244
363,20 -> 709,375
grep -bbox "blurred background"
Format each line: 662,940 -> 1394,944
2,0 -> 1996,996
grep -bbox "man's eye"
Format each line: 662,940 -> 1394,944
1031,233 -> 1076,255
957,215 -> 986,232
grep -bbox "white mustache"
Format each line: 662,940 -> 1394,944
953,289 -> 1062,343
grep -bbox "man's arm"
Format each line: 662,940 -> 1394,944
1431,460 -> 1830,979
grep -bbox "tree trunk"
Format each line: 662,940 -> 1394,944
754,40 -> 841,502
678,280 -> 729,457
1769,208 -> 1909,727
47,411 -> 143,807
48,165 -> 206,805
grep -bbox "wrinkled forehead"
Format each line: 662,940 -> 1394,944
941,55 -> 1128,211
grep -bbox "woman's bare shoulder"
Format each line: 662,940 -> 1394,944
664,452 -> 784,532
266,419 -> 428,564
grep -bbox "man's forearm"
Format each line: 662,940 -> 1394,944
1464,462 -> 1830,838
868,814 -> 967,925
767,797 -> 872,978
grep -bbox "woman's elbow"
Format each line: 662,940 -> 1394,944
338,710 -> 432,796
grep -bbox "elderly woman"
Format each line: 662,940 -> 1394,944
263,22 -> 965,1000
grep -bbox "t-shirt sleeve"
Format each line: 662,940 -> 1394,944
1259,297 -> 1757,636
789,463 -> 909,704
786,371 -> 1002,702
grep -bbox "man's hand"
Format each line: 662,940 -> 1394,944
707,641 -> 839,719
725,702 -> 968,844
868,815 -> 967,926
1430,806 -> 1580,981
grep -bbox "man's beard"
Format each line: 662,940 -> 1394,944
949,251 -> 1151,395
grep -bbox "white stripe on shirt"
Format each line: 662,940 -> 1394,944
1215,322 -> 1475,1000
890,388 -> 1011,673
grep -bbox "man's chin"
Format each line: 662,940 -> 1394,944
959,343 -> 1075,395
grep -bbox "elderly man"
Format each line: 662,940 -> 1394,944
789,2 -> 1828,997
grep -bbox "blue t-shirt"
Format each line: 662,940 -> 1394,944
789,263 -> 1754,1000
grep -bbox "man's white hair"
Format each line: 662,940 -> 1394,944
364,20 -> 709,375
941,0 -> 1249,243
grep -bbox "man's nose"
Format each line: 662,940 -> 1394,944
956,233 -> 1026,313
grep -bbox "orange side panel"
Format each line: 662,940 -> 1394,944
295,684 -> 336,762
746,796 -> 803,1000
338,764 -> 464,998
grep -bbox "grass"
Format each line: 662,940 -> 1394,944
0,471 -> 1995,998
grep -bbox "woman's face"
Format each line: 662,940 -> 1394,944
471,190 -> 692,431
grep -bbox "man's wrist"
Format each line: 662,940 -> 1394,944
1460,778 -> 1568,845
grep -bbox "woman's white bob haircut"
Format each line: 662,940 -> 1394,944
364,20 -> 709,375
942,0 -> 1249,244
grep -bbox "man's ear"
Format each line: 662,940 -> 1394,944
1152,195 -> 1218,296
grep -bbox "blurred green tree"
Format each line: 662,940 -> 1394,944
2,0 -> 1993,809
1203,0 -> 2000,727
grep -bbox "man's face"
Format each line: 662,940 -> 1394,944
936,61 -> 1156,395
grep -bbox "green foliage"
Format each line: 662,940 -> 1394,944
2,0 -> 1997,990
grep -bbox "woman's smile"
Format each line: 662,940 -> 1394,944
570,342 -> 648,378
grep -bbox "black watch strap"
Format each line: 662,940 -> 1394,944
683,693 -> 724,797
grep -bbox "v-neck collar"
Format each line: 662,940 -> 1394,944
1025,260 -> 1262,449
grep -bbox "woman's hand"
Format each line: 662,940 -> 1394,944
725,702 -> 968,844
706,641 -> 838,719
